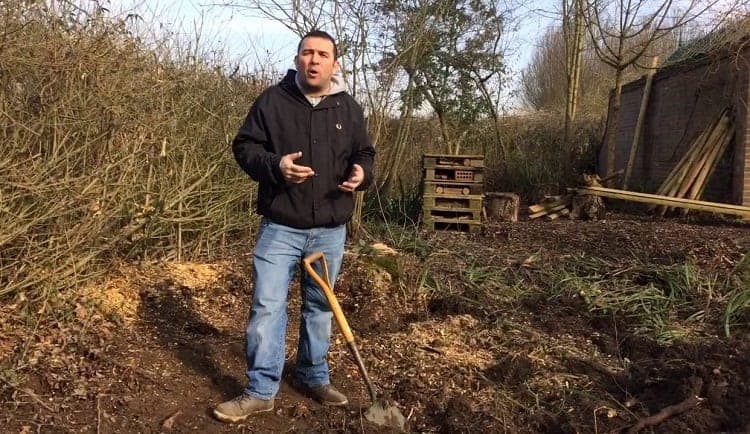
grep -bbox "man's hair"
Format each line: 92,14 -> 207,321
297,30 -> 338,59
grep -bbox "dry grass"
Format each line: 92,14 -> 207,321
0,2 -> 266,309
485,112 -> 603,201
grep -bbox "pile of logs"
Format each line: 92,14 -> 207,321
651,109 -> 734,215
527,194 -> 573,220
528,173 -> 611,220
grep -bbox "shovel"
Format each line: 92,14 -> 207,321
302,252 -> 406,431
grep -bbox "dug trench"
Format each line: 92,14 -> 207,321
1,213 -> 749,433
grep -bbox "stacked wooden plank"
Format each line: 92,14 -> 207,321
527,195 -> 573,220
527,172 -> 613,220
422,153 -> 484,233
652,109 -> 734,215
574,186 -> 750,218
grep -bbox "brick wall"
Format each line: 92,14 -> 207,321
601,46 -> 750,206
736,54 -> 750,206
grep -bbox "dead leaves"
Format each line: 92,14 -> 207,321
291,403 -> 311,419
161,410 -> 182,430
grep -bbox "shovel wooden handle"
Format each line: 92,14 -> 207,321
302,251 -> 379,402
302,252 -> 354,343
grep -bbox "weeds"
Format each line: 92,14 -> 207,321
723,252 -> 750,336
724,288 -> 750,336
545,254 -> 735,343
363,184 -> 422,227
360,217 -> 429,259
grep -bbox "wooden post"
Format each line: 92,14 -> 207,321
674,115 -> 729,199
688,127 -> 732,196
623,56 -> 659,189
660,113 -> 729,214
575,186 -> 750,217
654,129 -> 707,197
654,110 -> 729,214
658,135 -> 714,215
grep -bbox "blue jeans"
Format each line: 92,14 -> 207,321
244,219 -> 346,400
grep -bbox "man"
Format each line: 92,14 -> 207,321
214,30 -> 375,423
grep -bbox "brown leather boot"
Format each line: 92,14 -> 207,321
213,395 -> 274,423
306,384 -> 348,406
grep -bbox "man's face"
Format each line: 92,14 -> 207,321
294,36 -> 338,95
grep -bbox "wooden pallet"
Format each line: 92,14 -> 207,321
425,167 -> 484,183
423,181 -> 484,196
423,153 -> 484,169
423,217 -> 482,233
423,206 -> 482,221
423,194 -> 483,210
422,153 -> 485,233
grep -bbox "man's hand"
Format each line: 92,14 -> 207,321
279,152 -> 315,184
338,164 -> 364,192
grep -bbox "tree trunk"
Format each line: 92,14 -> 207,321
563,0 -> 584,145
474,75 -> 506,162
379,77 -> 417,196
348,191 -> 364,238
435,108 -> 453,154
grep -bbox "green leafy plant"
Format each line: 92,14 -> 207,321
546,254 -> 727,343
724,253 -> 750,336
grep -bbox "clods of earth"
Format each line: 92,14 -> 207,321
1,213 -> 749,433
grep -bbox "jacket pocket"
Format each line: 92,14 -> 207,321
331,119 -> 352,182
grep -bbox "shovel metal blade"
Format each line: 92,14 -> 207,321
364,400 -> 406,431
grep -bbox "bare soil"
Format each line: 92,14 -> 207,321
2,213 -> 749,433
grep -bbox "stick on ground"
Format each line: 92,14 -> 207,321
626,378 -> 703,434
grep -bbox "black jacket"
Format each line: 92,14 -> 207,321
232,70 -> 375,229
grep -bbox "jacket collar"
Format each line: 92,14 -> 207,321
280,69 -> 344,108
